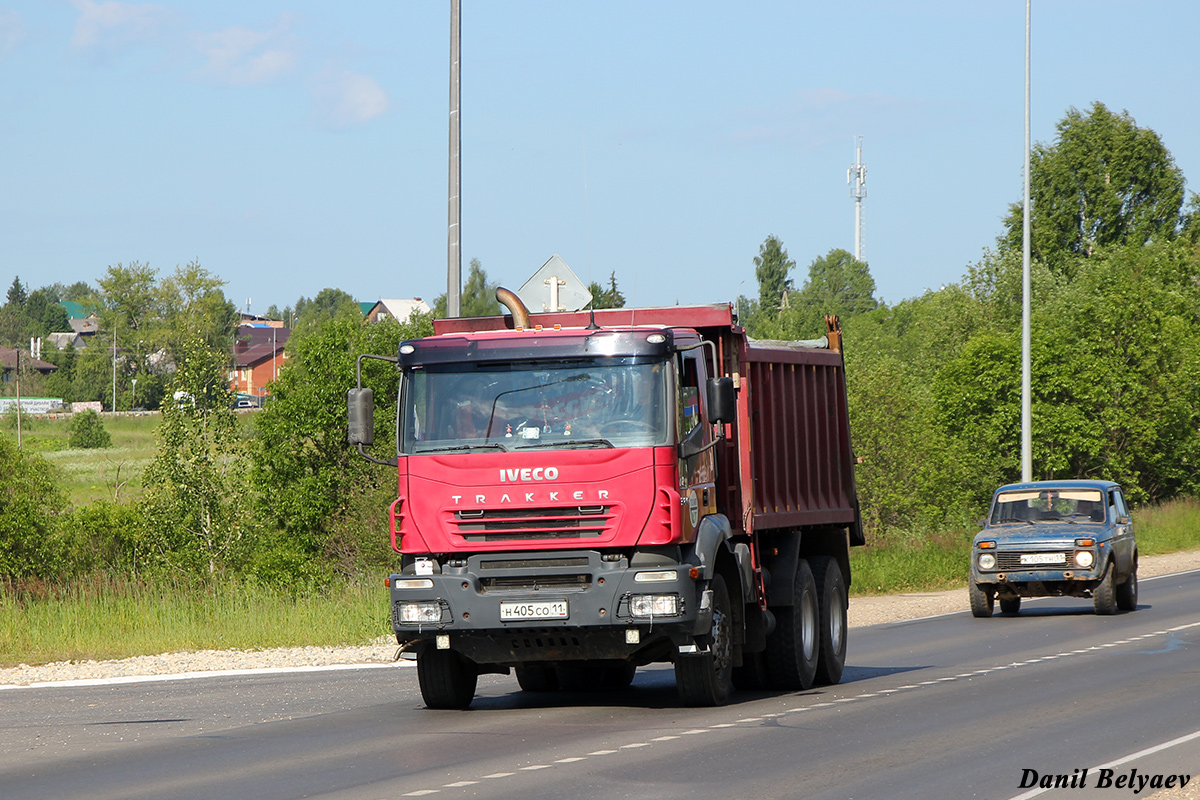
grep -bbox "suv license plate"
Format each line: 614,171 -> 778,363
1020,552 -> 1066,565
500,600 -> 568,621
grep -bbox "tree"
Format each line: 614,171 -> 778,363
96,262 -> 159,334
777,249 -> 880,337
158,261 -> 239,353
1002,102 -> 1187,274
588,271 -> 626,309
251,312 -> 433,570
6,276 -> 27,308
139,337 -> 249,576
294,288 -> 360,328
433,258 -> 501,318
754,235 -> 795,313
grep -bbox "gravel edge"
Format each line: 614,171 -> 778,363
4,550 -> 1198,689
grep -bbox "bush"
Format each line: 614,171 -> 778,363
0,437 -> 67,579
69,409 -> 112,449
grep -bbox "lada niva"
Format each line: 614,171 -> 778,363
970,480 -> 1138,617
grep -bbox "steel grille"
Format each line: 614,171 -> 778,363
452,506 -> 613,542
481,574 -> 591,592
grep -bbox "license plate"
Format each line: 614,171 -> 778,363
500,599 -> 568,621
1020,552 -> 1066,565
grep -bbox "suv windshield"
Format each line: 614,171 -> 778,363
990,488 -> 1106,524
401,357 -> 670,454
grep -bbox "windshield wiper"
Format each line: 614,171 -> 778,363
416,443 -> 509,454
516,438 -> 615,450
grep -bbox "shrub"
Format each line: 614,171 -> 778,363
69,409 -> 112,449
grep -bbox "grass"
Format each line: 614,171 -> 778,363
0,579 -> 391,669
849,495 -> 1200,597
1,412 -> 161,505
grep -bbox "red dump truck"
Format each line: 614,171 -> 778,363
348,291 -> 862,708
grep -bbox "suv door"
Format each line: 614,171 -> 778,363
1109,487 -> 1135,581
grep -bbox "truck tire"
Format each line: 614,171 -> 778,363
675,574 -> 734,706
1116,559 -> 1138,612
417,648 -> 477,710
1093,561 -> 1117,615
732,650 -> 770,691
556,661 -> 636,691
810,556 -> 847,686
516,665 -> 559,692
969,577 -> 994,618
765,559 -> 819,691
999,596 -> 1021,614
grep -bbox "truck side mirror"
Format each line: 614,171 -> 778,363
347,387 -> 375,446
707,377 -> 735,424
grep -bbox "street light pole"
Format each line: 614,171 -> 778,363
1020,0 -> 1033,482
447,0 -> 462,317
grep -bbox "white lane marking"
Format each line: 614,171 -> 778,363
0,662 -> 407,691
1005,727 -> 1200,800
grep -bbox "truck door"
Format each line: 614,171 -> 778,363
676,351 -> 717,542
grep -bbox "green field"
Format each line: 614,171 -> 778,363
16,413 -> 160,505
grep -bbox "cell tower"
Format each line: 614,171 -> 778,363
847,135 -> 867,261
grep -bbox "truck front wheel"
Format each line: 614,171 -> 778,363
675,574 -> 734,706
811,556 -> 847,686
765,558 -> 819,691
417,648 -> 478,709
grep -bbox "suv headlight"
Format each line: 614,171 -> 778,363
978,553 -> 996,571
1074,550 -> 1095,568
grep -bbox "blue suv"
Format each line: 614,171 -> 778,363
970,480 -> 1138,617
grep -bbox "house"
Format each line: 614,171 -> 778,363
49,301 -> 102,349
229,324 -> 290,399
0,347 -> 59,382
363,298 -> 431,324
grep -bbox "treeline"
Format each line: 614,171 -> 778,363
740,102 -> 1200,540
3,101 -> 1198,588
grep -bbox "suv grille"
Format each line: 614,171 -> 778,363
995,550 -> 1070,571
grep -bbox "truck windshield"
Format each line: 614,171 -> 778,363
401,358 -> 670,453
990,488 -> 1106,524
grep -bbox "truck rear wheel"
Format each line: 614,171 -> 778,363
765,559 -> 819,691
516,665 -> 559,692
417,648 -> 477,709
810,556 -> 847,686
675,574 -> 734,706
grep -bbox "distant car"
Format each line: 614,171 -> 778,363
970,480 -> 1138,617
234,398 -> 259,409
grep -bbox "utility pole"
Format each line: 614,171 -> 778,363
15,348 -> 21,448
847,135 -> 867,262
447,0 -> 462,317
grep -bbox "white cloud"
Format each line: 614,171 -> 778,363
312,66 -> 389,129
189,16 -> 299,86
68,0 -> 175,52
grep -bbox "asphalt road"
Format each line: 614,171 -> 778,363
3,570 -> 1198,800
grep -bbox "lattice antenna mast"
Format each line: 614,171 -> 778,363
847,135 -> 867,261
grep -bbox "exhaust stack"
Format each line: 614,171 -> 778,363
495,287 -> 531,329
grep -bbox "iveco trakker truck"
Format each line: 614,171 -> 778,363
348,290 -> 862,708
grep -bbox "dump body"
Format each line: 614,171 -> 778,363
351,300 -> 862,707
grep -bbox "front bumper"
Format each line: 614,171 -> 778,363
388,550 -> 710,666
972,553 -> 1107,598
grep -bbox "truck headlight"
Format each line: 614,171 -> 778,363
396,601 -> 443,624
634,569 -> 677,583
978,553 -> 996,571
1074,550 -> 1095,568
630,594 -> 680,617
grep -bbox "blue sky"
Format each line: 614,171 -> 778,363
3,1 -> 1197,315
